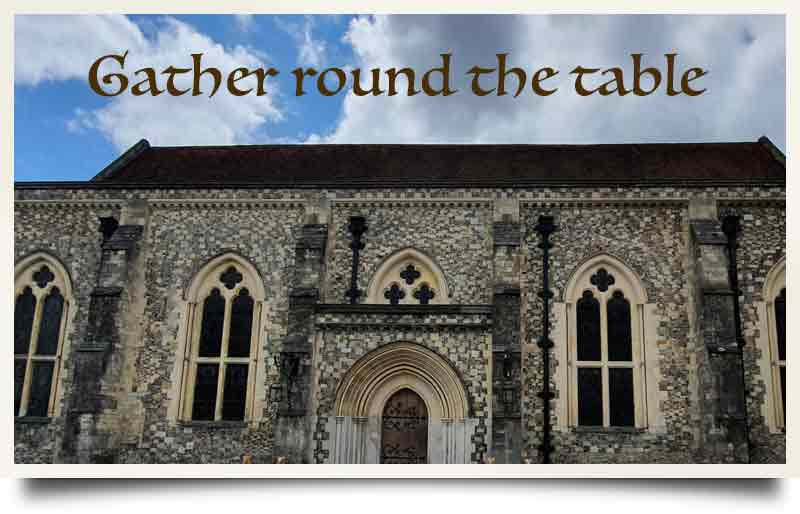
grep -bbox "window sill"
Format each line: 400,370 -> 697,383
178,420 -> 248,429
572,426 -> 646,434
15,416 -> 52,425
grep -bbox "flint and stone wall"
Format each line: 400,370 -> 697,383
736,206 -> 787,464
521,203 -> 693,463
14,203 -> 115,463
13,186 -> 785,464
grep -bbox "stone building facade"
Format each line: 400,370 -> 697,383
13,139 -> 786,464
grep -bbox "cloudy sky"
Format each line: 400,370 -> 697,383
14,14 -> 785,181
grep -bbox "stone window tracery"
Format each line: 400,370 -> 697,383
366,248 -> 449,305
179,254 -> 265,422
564,255 -> 648,429
14,255 -> 72,418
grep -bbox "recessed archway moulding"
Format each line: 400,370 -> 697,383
328,342 -> 476,464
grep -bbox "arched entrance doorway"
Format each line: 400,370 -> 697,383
380,388 -> 428,464
330,342 -> 477,464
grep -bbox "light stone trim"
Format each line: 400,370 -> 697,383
558,254 -> 659,430
148,199 -> 306,209
14,200 -> 124,209
520,198 -> 689,207
717,198 -> 787,207
13,252 -> 75,418
757,257 -> 786,432
12,196 -> 783,211
335,342 -> 469,419
519,197 -> 785,207
184,253 -> 267,302
552,301 -> 569,429
365,247 -> 451,305
330,198 -> 493,208
171,252 -> 267,424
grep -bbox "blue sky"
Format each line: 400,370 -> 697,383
14,14 -> 786,182
15,15 -> 356,180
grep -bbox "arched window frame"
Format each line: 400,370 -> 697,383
365,247 -> 450,305
176,253 -> 266,423
13,253 -> 74,419
760,258 -> 786,431
562,255 -> 650,429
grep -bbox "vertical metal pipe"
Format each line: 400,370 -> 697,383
722,216 -> 744,348
345,216 -> 367,304
721,214 -> 751,463
534,215 -> 556,464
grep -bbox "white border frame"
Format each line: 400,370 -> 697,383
3,3 -> 793,478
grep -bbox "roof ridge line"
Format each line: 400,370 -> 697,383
146,140 -> 760,150
758,136 -> 786,168
91,139 -> 151,181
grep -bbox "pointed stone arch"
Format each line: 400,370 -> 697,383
762,256 -> 785,302
756,256 -> 786,431
365,247 -> 450,305
184,251 -> 266,301
335,342 -> 469,420
563,253 -> 648,304
15,251 -> 75,300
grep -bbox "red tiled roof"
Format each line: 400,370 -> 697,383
41,138 -> 792,188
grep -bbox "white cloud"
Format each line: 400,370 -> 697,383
278,15 -> 327,68
15,15 -> 786,153
233,14 -> 255,33
16,15 -> 283,150
15,15 -> 146,85
316,15 -> 785,149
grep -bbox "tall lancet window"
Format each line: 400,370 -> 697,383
180,255 -> 266,422
566,256 -> 648,429
576,290 -> 602,426
14,254 -> 72,418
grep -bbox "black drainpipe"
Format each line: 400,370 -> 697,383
345,216 -> 367,304
534,215 -> 556,464
721,214 -> 751,463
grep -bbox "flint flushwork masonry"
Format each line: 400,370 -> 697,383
14,139 -> 785,464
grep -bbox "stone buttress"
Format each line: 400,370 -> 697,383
61,200 -> 146,463
688,199 -> 748,463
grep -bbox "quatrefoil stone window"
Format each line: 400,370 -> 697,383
220,266 -> 244,290
590,268 -> 615,292
33,265 -> 55,289
413,283 -> 436,305
367,248 -> 449,305
400,264 -> 421,285
384,283 -> 406,305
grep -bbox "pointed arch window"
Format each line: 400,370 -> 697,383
366,248 -> 450,305
566,260 -> 648,429
180,257 -> 265,422
14,256 -> 72,418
